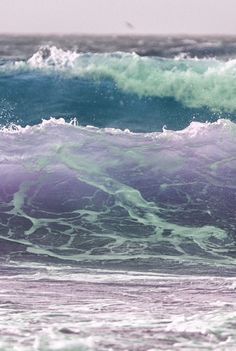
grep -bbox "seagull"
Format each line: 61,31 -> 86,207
125,21 -> 135,30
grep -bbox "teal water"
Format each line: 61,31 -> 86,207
0,46 -> 235,132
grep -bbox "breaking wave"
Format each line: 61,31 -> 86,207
3,46 -> 236,112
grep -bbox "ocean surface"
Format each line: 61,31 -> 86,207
0,35 -> 236,350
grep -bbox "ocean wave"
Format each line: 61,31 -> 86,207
0,118 -> 235,271
3,46 -> 236,113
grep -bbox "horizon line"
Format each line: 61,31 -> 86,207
0,32 -> 236,37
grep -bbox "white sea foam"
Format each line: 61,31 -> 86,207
27,46 -> 80,68
0,267 -> 236,350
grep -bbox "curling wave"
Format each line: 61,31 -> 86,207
4,46 -> 236,112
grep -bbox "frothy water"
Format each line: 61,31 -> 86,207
1,265 -> 236,351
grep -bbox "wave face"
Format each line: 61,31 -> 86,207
0,35 -> 236,274
0,118 -> 235,273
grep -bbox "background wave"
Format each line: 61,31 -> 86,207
0,46 -> 236,132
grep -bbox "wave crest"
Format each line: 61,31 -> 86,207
1,116 -> 235,140
27,46 -> 79,68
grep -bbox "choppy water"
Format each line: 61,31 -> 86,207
0,35 -> 236,350
1,265 -> 236,351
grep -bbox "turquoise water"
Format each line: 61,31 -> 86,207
0,46 -> 235,131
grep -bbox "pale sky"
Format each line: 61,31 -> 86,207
0,0 -> 236,35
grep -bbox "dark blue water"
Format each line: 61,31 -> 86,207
0,70 -> 227,132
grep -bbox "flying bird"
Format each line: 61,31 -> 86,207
125,21 -> 135,30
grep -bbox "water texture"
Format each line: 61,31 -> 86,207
0,35 -> 236,350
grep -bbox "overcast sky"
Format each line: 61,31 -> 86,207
0,0 -> 236,35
